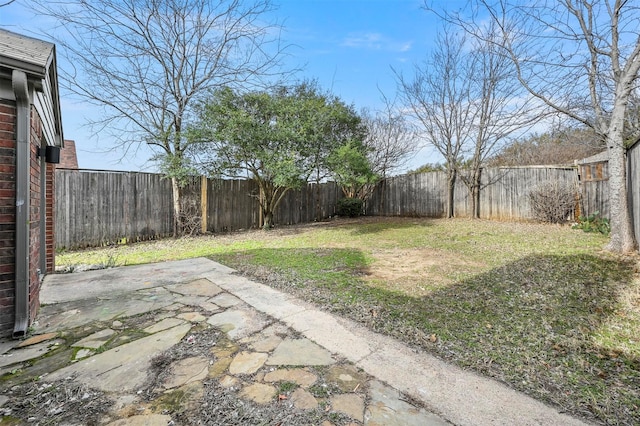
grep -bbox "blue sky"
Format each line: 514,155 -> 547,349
1,0 -> 456,172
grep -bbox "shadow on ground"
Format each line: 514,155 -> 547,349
320,216 -> 434,236
223,249 -> 639,425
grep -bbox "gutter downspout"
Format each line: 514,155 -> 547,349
12,70 -> 30,338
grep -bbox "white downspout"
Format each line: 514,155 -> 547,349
12,70 -> 30,338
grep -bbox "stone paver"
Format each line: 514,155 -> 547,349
0,339 -> 63,368
219,375 -> 241,389
143,317 -> 185,334
246,334 -> 282,352
228,351 -> 268,375
207,308 -> 270,340
45,324 -> 191,392
239,382 -> 276,404
16,332 -> 58,348
73,328 -> 115,349
331,393 -> 365,423
264,368 -> 318,388
165,278 -> 223,297
173,295 -> 212,308
290,388 -> 318,409
327,365 -> 368,392
365,380 -> 449,426
267,338 -> 335,366
74,348 -> 93,360
105,414 -> 173,426
163,356 -> 210,389
210,293 -> 242,308
209,357 -> 233,378
176,311 -> 206,323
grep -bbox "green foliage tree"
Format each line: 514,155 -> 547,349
191,83 -> 363,228
327,141 -> 378,199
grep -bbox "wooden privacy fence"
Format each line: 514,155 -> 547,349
56,170 -> 175,249
56,165 -> 613,249
628,143 -> 640,245
199,177 -> 342,233
366,166 -> 579,220
576,141 -> 640,246
55,170 -> 344,249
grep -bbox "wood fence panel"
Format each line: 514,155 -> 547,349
628,144 -> 640,244
477,167 -> 578,221
579,160 -> 610,220
367,172 -> 447,217
204,178 -> 260,232
366,167 -> 578,220
580,180 -> 610,219
273,182 -> 341,225
55,170 -> 175,249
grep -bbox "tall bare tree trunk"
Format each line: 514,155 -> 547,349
606,108 -> 636,252
446,169 -> 456,218
471,168 -> 481,219
171,177 -> 182,237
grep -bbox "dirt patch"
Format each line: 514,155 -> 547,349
363,248 -> 486,297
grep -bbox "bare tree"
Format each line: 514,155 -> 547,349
362,95 -> 417,180
33,0 -> 287,235
459,20 -> 539,218
396,29 -> 473,218
490,127 -> 604,166
442,0 -> 640,252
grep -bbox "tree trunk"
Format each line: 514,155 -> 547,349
446,169 -> 456,218
472,168 -> 481,219
605,109 -> 636,252
171,177 -> 182,237
315,181 -> 321,222
263,210 -> 274,229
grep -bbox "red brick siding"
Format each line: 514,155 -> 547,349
28,107 -> 42,323
46,163 -> 55,272
58,140 -> 78,169
0,100 -> 16,337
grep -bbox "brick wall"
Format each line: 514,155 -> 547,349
46,162 -> 55,272
28,107 -> 42,322
0,100 -> 16,337
0,100 -> 51,337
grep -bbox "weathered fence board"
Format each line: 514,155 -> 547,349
205,178 -> 259,232
628,143 -> 640,245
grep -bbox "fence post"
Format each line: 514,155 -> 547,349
201,175 -> 208,234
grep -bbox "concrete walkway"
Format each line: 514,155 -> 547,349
0,258 -> 591,425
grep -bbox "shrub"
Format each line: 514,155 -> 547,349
572,211 -> 610,235
336,197 -> 364,217
528,180 -> 576,223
